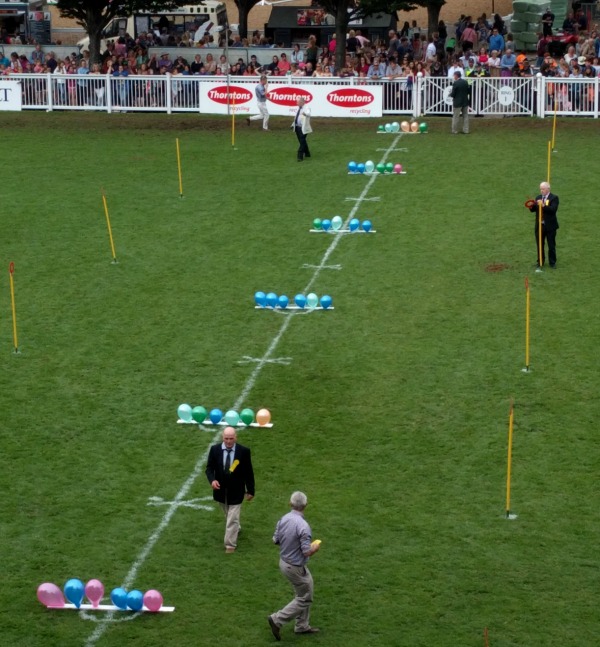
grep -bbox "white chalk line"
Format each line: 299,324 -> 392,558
82,132 -> 403,646
302,263 -> 343,270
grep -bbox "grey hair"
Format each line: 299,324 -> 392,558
290,491 -> 308,510
540,181 -> 550,190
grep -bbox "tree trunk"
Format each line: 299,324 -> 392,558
427,4 -> 443,34
334,2 -> 350,73
236,1 -> 248,39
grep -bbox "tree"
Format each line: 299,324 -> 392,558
233,0 -> 263,40
318,0 -> 445,71
56,0 -> 187,64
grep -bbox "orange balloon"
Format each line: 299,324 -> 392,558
410,122 -> 418,132
400,121 -> 409,132
256,408 -> 271,426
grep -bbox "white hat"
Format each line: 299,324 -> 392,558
577,55 -> 586,65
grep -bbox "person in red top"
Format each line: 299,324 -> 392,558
277,53 -> 291,74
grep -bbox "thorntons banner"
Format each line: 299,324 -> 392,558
0,81 -> 22,111
201,82 -> 382,118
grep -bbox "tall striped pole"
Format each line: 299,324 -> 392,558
8,262 -> 19,353
523,277 -> 531,372
176,138 -> 183,198
505,400 -> 516,519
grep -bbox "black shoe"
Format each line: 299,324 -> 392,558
297,158 -> 303,162
295,627 -> 320,634
268,616 -> 281,641
305,154 -> 311,158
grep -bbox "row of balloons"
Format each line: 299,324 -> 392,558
348,161 -> 403,174
313,217 -> 373,232
178,404 -> 271,427
37,580 -> 164,612
378,121 -> 428,133
255,292 -> 333,310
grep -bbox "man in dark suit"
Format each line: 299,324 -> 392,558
450,70 -> 470,134
529,181 -> 559,268
206,426 -> 255,552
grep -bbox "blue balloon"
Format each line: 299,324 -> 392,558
64,578 -> 84,608
357,163 -> 365,174
348,161 -> 357,173
126,589 -> 144,612
209,408 -> 223,424
294,294 -> 307,309
322,219 -> 331,231
254,291 -> 266,307
111,587 -> 128,610
266,292 -> 278,308
278,295 -> 289,309
349,218 -> 360,232
362,220 -> 372,233
320,295 -> 333,309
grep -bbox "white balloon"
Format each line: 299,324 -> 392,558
331,216 -> 343,230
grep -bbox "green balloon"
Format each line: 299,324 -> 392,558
376,163 -> 385,174
240,408 -> 255,426
191,406 -> 207,424
419,122 -> 428,133
313,218 -> 322,230
377,125 -> 384,131
385,162 -> 394,173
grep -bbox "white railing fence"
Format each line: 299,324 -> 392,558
7,73 -> 600,119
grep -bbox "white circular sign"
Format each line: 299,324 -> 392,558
443,86 -> 453,106
498,85 -> 515,106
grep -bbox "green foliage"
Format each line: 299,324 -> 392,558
1,113 -> 599,647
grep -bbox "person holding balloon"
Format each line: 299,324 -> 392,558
205,427 -> 255,553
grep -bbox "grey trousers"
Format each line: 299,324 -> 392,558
272,559 -> 314,631
452,105 -> 469,133
249,102 -> 269,129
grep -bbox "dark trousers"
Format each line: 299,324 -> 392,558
295,126 -> 310,160
535,224 -> 557,266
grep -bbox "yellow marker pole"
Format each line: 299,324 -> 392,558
537,201 -> 543,268
231,92 -> 236,148
101,191 -> 118,264
505,400 -> 514,518
547,141 -> 551,184
524,277 -> 530,372
176,138 -> 183,198
551,99 -> 557,151
8,262 -> 19,353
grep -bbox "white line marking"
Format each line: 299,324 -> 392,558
302,263 -> 342,270
376,147 -> 408,152
237,356 -> 292,366
147,495 -> 215,511
345,196 -> 380,202
82,132 -> 404,646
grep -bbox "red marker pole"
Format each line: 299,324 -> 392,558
484,626 -> 489,647
8,262 -> 19,353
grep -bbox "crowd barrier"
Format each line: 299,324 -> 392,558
2,74 -> 600,119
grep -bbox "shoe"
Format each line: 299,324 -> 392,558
295,627 -> 320,634
246,118 -> 250,126
225,547 -> 236,553
550,264 -> 556,269
297,158 -> 303,162
305,154 -> 311,158
268,616 -> 281,641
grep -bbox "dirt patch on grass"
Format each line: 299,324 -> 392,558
485,263 -> 510,272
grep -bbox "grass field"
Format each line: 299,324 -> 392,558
1,111 -> 599,647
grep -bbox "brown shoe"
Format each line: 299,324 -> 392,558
268,616 -> 281,641
295,627 -> 320,634
225,547 -> 236,553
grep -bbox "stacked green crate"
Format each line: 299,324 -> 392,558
511,0 -> 569,51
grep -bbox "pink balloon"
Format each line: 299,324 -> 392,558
85,579 -> 104,608
394,164 -> 402,174
37,582 -> 65,608
143,589 -> 163,613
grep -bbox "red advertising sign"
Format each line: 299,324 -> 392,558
326,88 -> 375,108
207,85 -> 253,105
267,87 -> 313,107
